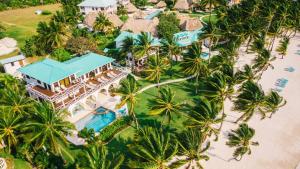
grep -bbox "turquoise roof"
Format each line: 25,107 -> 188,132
19,53 -> 115,84
144,10 -> 162,20
78,0 -> 117,7
115,31 -> 162,47
0,54 -> 25,65
173,29 -> 203,47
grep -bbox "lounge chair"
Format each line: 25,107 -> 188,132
55,87 -> 62,93
61,85 -> 67,90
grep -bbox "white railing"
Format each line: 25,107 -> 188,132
57,71 -> 128,109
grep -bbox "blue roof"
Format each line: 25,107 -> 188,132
115,31 -> 162,47
78,0 -> 117,7
0,54 -> 25,65
19,53 -> 115,84
144,10 -> 162,20
173,29 -> 203,47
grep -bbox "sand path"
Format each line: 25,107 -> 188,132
201,34 -> 300,169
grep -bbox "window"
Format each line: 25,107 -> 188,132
26,75 -> 30,79
37,80 -> 41,84
11,62 -> 14,66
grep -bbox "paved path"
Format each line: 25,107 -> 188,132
136,75 -> 196,94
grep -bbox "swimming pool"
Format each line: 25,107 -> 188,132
75,107 -> 116,132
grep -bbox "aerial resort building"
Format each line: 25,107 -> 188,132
18,52 -> 129,131
78,0 -> 130,15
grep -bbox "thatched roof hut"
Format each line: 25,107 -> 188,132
155,1 -> 167,8
174,0 -> 190,11
84,12 -> 123,28
125,2 -> 138,13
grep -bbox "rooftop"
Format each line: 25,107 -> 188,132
78,0 -> 117,7
0,54 -> 25,65
19,53 -> 115,84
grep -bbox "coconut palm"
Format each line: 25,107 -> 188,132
24,102 -> 75,159
184,97 -> 223,141
47,21 -> 69,49
276,36 -> 290,59
0,73 -> 19,89
201,23 -> 222,62
144,55 -> 167,86
0,113 -> 23,154
252,49 -> 276,79
233,81 -> 268,123
235,64 -> 259,84
160,39 -> 181,65
174,129 -> 210,169
79,144 -> 124,169
181,43 -> 209,93
149,87 -> 182,125
93,13 -> 114,34
200,0 -> 227,23
0,85 -> 34,116
115,75 -> 139,128
127,126 -> 178,169
121,36 -> 136,71
226,123 -> 259,161
134,32 -> 154,59
199,71 -> 234,129
265,91 -> 286,118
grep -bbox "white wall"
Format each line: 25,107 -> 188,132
80,5 -> 117,15
3,61 -> 22,78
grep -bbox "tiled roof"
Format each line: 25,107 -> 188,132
19,53 -> 115,84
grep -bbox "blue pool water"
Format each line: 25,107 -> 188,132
201,52 -> 209,60
75,107 -> 116,132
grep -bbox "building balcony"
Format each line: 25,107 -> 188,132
26,68 -> 129,109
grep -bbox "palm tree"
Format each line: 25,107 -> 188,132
127,126 -> 178,168
24,102 -> 75,160
226,123 -> 259,161
233,81 -> 268,123
0,73 -> 19,89
185,97 -> 223,141
0,85 -> 34,116
160,39 -> 181,66
199,71 -> 234,129
181,43 -> 209,94
121,36 -> 136,71
144,55 -> 167,86
149,87 -> 182,125
252,49 -> 276,79
47,21 -> 69,49
134,32 -> 154,59
201,23 -> 222,62
174,129 -> 210,169
265,91 -> 286,118
0,113 -> 22,154
79,144 -> 124,169
115,75 -> 139,128
276,36 -> 290,59
235,64 -> 259,84
93,13 -> 114,34
200,0 -> 227,24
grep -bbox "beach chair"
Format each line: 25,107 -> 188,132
61,85 -> 67,90
55,87 -> 62,93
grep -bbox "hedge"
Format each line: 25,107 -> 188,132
99,116 -> 132,143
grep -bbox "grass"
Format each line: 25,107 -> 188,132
108,63 -> 198,145
202,14 -> 219,24
0,4 -> 61,47
0,153 -> 31,169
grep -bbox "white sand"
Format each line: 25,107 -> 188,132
202,34 -> 300,169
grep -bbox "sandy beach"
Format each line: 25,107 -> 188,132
201,34 -> 300,169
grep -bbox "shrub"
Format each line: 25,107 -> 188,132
98,116 -> 131,142
50,48 -> 72,62
41,10 -> 52,15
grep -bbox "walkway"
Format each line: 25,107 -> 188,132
136,75 -> 196,94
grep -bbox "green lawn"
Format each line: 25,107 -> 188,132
0,4 -> 61,47
108,64 -> 198,148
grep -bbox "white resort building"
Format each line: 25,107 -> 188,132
18,52 -> 129,125
78,0 -> 130,15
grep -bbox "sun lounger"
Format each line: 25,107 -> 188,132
55,87 -> 62,93
61,85 -> 67,90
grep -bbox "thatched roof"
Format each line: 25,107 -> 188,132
148,0 -> 160,4
121,18 -> 158,36
181,18 -> 203,31
125,2 -> 138,13
174,0 -> 190,10
155,1 -> 167,8
84,12 -> 123,28
133,10 -> 147,19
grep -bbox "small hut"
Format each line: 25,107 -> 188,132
155,1 -> 167,9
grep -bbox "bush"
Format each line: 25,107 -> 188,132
41,10 -> 52,15
98,116 -> 131,142
50,48 -> 72,62
157,13 -> 181,42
